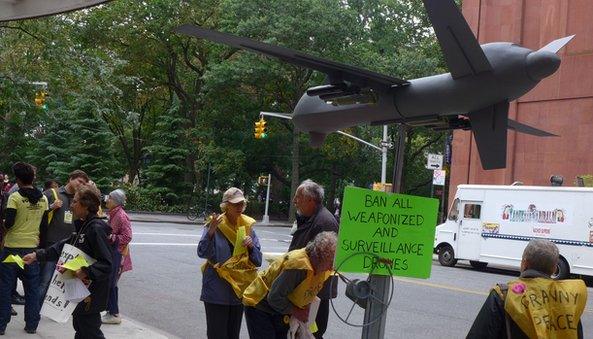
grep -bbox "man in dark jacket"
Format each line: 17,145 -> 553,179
39,170 -> 89,303
24,185 -> 112,339
288,179 -> 338,339
467,239 -> 585,339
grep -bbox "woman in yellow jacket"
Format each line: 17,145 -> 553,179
197,188 -> 262,339
243,231 -> 337,338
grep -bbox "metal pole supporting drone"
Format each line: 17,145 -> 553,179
380,125 -> 388,184
362,124 -> 407,339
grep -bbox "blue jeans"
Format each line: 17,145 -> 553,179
39,260 -> 57,304
106,249 -> 121,315
0,248 -> 41,330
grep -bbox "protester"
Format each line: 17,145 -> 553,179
467,239 -> 587,338
243,231 -> 337,339
2,175 -> 12,194
289,179 -> 339,339
0,162 -> 48,335
24,185 -> 113,339
86,180 -> 106,218
39,170 -> 89,303
0,174 -> 20,317
197,187 -> 262,339
102,189 -> 132,325
43,180 -> 60,191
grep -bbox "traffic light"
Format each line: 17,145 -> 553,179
34,91 -> 48,110
254,117 -> 267,139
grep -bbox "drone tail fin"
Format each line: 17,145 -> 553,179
467,101 -> 509,170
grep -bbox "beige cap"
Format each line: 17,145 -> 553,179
222,187 -> 245,204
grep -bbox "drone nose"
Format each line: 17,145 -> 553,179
526,50 -> 560,81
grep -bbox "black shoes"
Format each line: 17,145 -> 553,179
24,327 -> 36,334
11,294 -> 25,306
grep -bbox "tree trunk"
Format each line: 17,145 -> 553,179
288,129 -> 300,222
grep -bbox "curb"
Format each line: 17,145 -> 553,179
129,218 -> 198,226
129,217 -> 292,228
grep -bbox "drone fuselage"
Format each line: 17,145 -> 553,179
292,42 -> 559,138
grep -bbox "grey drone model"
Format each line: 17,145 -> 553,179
176,0 -> 573,170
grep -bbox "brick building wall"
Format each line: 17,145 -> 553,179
449,0 -> 593,205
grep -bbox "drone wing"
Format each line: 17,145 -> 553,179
423,0 -> 492,79
175,24 -> 409,89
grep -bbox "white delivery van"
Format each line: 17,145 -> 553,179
433,184 -> 593,279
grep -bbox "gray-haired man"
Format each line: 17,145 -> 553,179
467,239 -> 587,338
289,179 -> 338,339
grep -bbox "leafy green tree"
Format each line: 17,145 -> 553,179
143,99 -> 191,204
0,0 -> 448,216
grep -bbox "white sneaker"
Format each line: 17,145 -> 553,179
102,314 -> 122,325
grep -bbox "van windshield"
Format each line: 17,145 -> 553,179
448,198 -> 459,220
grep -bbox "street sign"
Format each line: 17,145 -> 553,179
433,169 -> 446,186
336,186 -> 439,278
379,140 -> 394,149
426,153 -> 443,170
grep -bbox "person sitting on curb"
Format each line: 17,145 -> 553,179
467,239 -> 587,339
243,231 -> 337,339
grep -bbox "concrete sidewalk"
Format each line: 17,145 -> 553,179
3,306 -> 178,338
128,212 -> 293,228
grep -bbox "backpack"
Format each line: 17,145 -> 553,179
494,283 -> 513,339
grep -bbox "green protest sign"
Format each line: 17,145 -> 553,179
335,186 -> 439,278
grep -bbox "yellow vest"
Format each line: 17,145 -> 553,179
243,248 -> 332,309
5,192 -> 48,248
499,277 -> 587,339
201,214 -> 258,298
47,189 -> 58,224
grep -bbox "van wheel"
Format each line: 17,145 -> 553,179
469,261 -> 488,270
438,245 -> 457,267
551,258 -> 569,280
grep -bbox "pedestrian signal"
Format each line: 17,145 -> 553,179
254,117 -> 267,139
